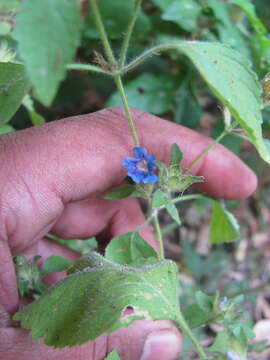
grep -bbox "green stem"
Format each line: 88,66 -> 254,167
176,311 -> 207,359
184,130 -> 228,174
67,63 -> 110,75
89,0 -> 116,66
152,213 -> 164,259
119,0 -> 143,66
157,194 -> 209,213
114,74 -> 140,147
172,193 -> 207,204
121,43 -> 183,74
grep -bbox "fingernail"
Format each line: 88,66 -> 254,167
140,329 -> 181,360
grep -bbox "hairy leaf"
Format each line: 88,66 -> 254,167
14,253 -> 180,347
209,201 -> 240,244
169,143 -> 183,170
14,0 -> 82,105
179,41 -> 270,163
0,63 -> 29,125
105,231 -> 157,265
152,189 -> 170,208
165,202 -> 181,225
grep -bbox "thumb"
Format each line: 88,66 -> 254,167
1,320 -> 181,360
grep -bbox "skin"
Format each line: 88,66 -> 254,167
0,107 -> 257,360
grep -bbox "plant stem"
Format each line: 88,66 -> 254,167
89,0 -> 116,66
152,213 -> 164,259
184,130 -> 228,174
119,0 -> 143,66
176,311 -> 207,359
89,0 -> 140,147
172,193 -> 208,204
157,194 -> 209,213
114,74 -> 140,147
67,63 -> 110,74
121,43 -> 183,74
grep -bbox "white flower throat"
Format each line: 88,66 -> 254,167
137,159 -> 148,172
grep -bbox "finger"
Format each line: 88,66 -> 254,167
52,197 -> 156,250
1,320 -> 181,360
1,107 -> 256,245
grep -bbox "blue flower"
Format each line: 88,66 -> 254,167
122,147 -> 158,184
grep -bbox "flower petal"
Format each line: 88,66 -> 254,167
143,173 -> 159,184
129,171 -> 145,183
133,147 -> 147,159
122,157 -> 139,167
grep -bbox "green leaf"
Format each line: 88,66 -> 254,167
207,0 -> 250,58
105,350 -> 121,360
0,22 -> 11,35
169,143 -> 183,169
208,328 -> 249,359
41,256 -> 72,277
231,0 -> 270,69
195,291 -> 213,313
14,252 -> 180,347
22,94 -> 45,125
0,124 -> 14,135
104,185 -> 138,200
0,62 -> 29,125
179,41 -> 270,163
183,293 -> 219,329
105,231 -> 157,265
209,201 -> 240,244
84,0 -> 150,40
161,0 -> 201,32
0,0 -> 20,12
165,202 -> 181,225
152,189 -> 170,208
231,0 -> 267,36
106,73 -> 178,115
14,0 -> 82,105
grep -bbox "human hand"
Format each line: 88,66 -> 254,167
0,107 -> 257,360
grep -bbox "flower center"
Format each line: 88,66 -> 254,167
137,159 -> 148,173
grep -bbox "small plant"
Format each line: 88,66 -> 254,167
1,0 -> 270,359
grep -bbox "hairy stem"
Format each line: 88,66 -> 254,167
114,74 -> 140,147
119,0 -> 143,66
67,63 -> 110,74
89,0 -> 116,66
152,213 -> 164,259
176,312 -> 208,359
121,43 -> 183,74
173,193 -> 208,204
184,129 -> 228,174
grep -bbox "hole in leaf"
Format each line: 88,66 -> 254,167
120,305 -> 135,320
